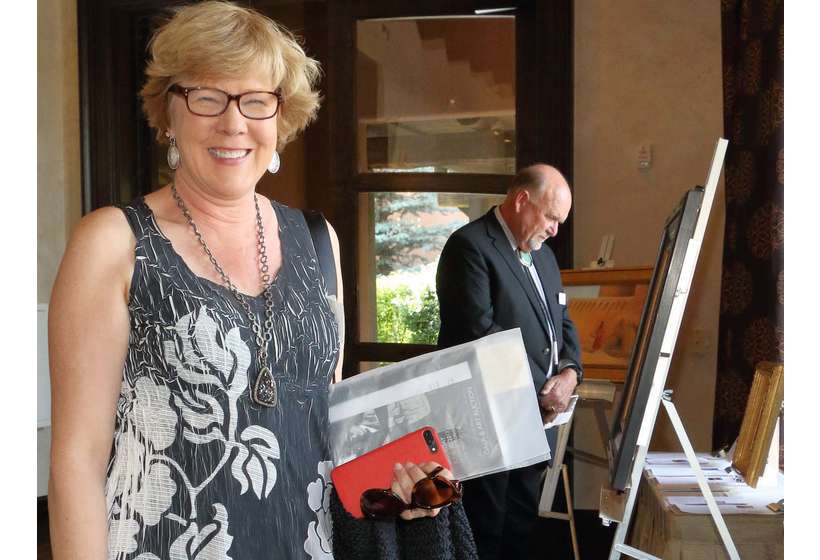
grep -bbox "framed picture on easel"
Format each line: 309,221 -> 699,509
732,361 -> 784,488
560,267 -> 653,383
607,187 -> 705,491
600,139 -> 736,560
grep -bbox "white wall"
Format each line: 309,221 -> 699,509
571,0 -> 724,508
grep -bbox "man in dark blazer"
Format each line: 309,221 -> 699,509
436,163 -> 583,560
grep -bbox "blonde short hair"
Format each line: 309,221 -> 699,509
140,1 -> 321,150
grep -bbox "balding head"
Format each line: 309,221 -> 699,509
499,163 -> 572,251
508,164 -> 571,202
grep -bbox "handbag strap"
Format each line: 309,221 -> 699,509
302,209 -> 337,297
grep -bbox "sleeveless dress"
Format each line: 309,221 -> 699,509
106,198 -> 340,560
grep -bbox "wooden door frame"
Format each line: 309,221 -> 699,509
77,0 -> 192,213
303,0 -> 574,376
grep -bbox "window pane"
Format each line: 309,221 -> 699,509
359,361 -> 393,374
357,17 -> 515,174
358,192 -> 505,344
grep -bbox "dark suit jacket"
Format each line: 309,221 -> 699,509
436,209 -> 583,451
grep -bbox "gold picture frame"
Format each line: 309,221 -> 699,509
560,267 -> 653,383
732,362 -> 784,488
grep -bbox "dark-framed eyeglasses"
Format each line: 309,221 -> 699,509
360,466 -> 463,520
168,84 -> 283,120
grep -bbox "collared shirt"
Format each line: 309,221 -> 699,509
494,206 -> 558,377
493,207 -> 549,306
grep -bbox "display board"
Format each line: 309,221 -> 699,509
607,138 -> 728,492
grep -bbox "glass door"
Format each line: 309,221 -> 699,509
304,1 -> 573,377
356,16 -> 514,363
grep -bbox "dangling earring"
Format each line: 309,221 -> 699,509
167,137 -> 180,170
267,151 -> 280,174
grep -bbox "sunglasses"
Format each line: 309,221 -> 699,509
360,466 -> 463,520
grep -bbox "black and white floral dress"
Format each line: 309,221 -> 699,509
106,198 -> 340,559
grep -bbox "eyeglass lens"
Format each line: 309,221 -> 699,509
360,490 -> 405,517
360,473 -> 461,518
186,88 -> 279,119
413,477 -> 459,507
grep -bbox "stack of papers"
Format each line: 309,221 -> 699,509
543,394 -> 578,429
644,452 -> 783,514
328,329 -> 551,480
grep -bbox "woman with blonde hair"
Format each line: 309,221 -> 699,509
48,2 -> 474,559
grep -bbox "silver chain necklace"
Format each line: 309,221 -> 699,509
171,183 -> 279,407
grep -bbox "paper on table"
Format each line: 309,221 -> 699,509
651,476 -> 744,495
654,474 -> 745,487
543,394 -> 579,429
647,464 -> 727,477
645,451 -> 784,515
661,488 -> 732,496
645,452 -> 711,466
667,494 -> 782,515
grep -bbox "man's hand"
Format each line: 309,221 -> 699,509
540,407 -> 559,426
538,368 -> 578,416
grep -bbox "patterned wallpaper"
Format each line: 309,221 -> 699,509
714,0 -> 784,449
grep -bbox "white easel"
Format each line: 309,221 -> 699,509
601,139 -> 738,560
604,392 -> 740,560
538,413 -> 580,560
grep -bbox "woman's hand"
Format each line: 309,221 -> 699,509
390,461 -> 455,521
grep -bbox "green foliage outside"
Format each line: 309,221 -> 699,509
372,191 -> 464,343
374,192 -> 461,276
376,285 -> 440,345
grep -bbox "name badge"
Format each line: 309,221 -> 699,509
558,292 -> 567,306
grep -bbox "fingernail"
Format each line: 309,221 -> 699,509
405,462 -> 413,469
394,463 -> 403,471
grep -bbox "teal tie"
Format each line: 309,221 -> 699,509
517,249 -> 533,268
516,248 -> 558,374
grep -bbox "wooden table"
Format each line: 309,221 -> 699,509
628,468 -> 784,559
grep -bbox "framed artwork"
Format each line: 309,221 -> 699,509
561,267 -> 653,383
732,362 -> 784,488
607,187 -> 705,491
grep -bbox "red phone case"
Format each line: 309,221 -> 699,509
331,426 -> 451,518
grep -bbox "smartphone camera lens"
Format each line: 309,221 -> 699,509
423,429 -> 438,452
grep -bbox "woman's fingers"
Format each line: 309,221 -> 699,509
400,505 -> 440,521
401,463 -> 432,520
403,461 -> 429,482
391,462 -> 414,504
393,462 -> 442,520
418,461 -> 454,480
392,463 -> 421,521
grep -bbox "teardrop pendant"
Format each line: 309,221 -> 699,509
252,366 -> 278,407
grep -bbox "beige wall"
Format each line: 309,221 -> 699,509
38,0 -> 81,304
571,0 -> 724,508
37,0 -> 82,495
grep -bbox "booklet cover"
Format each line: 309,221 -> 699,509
328,329 -> 550,480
